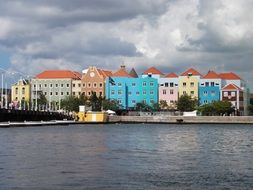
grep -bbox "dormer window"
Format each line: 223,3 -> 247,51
188,73 -> 192,76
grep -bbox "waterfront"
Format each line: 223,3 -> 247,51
0,124 -> 252,190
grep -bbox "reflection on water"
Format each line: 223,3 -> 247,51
0,124 -> 252,190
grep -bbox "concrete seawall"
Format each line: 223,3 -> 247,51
108,116 -> 253,124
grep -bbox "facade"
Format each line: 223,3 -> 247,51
11,79 -> 31,108
159,73 -> 179,108
31,70 -> 81,110
81,66 -> 112,97
178,68 -> 202,99
221,84 -> 244,115
106,66 -> 158,109
199,71 -> 222,105
72,79 -> 82,97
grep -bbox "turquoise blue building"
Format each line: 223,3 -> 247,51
199,71 -> 222,105
105,67 -> 158,109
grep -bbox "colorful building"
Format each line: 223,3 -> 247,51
81,66 -> 112,97
106,66 -> 158,109
199,71 -> 222,105
142,67 -> 164,79
159,73 -> 179,108
221,84 -> 244,115
11,79 -> 31,109
178,68 -> 202,99
31,70 -> 81,110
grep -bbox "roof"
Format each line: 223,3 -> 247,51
143,67 -> 163,75
97,69 -> 113,78
203,71 -> 220,79
219,72 -> 241,80
113,68 -> 132,77
222,83 -> 242,91
181,68 -> 202,76
165,72 -> 178,78
35,70 -> 81,79
129,68 -> 138,78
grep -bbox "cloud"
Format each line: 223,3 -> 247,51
0,0 -> 253,89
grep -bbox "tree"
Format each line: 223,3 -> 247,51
198,101 -> 234,116
88,92 -> 102,111
159,100 -> 168,110
102,99 -> 121,111
135,101 -> 152,111
248,104 -> 253,115
177,94 -> 198,112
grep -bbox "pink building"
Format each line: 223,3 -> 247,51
159,73 -> 179,109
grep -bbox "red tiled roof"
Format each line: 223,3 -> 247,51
143,67 -> 163,75
113,68 -> 132,77
203,71 -> 220,79
222,83 -> 242,91
181,68 -> 202,76
97,69 -> 112,78
219,72 -> 241,80
165,72 -> 178,78
35,70 -> 81,79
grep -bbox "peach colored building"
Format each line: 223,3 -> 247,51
159,73 -> 179,108
81,66 -> 112,97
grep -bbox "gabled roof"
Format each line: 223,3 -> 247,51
129,68 -> 138,78
219,72 -> 241,80
97,69 -> 112,78
180,68 -> 202,76
165,72 -> 178,78
143,67 -> 163,75
222,83 -> 242,91
35,70 -> 81,79
203,71 -> 220,79
113,68 -> 132,77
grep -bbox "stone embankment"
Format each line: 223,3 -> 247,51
108,116 -> 253,124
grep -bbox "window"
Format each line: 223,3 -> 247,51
88,83 -> 91,88
15,88 -> 18,94
118,90 -> 122,95
170,83 -> 174,87
78,83 -> 81,87
165,83 -> 168,87
50,84 -> 53,88
78,92 -> 81,95
44,92 -> 47,95
66,84 -> 69,88
99,92 -> 102,96
132,100 -> 136,104
231,92 -> 235,97
143,99 -> 147,104
132,83 -> 136,86
183,91 -> 186,95
175,84 -> 178,86
170,89 -> 174,94
211,82 -> 215,87
66,92 -> 69,95
73,84 -> 75,87
88,92 -> 91,96
170,100 -> 174,104
150,99 -> 154,104
142,90 -> 146,95
224,92 -> 228,97
118,83 -> 122,87
118,99 -> 122,104
93,83 -> 97,88
56,92 -> 58,95
143,82 -> 146,86
73,92 -> 75,96
111,90 -> 115,95
61,84 -> 63,87
190,82 -> 194,87
150,82 -> 154,86
50,92 -> 53,96
34,84 -> 36,88
205,82 -> 209,87
83,92 -> 85,96
22,88 -> 25,95
190,91 -> 194,95
183,82 -> 186,87
163,90 -> 166,95
83,83 -> 86,88
100,83 -> 103,87
45,84 -> 47,88
150,90 -> 154,95
39,84 -> 42,88
61,92 -> 64,95
136,91 -> 140,95
204,100 -> 208,104
211,91 -> 215,96
128,91 -> 132,95
204,91 -> 208,96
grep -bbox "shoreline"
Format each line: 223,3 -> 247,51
1,116 -> 253,127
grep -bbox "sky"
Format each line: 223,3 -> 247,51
0,0 -> 253,90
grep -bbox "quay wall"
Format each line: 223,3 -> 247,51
108,115 -> 253,124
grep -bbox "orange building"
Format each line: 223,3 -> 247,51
81,66 -> 112,97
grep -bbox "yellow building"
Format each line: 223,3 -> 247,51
178,68 -> 202,99
11,79 -> 31,105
